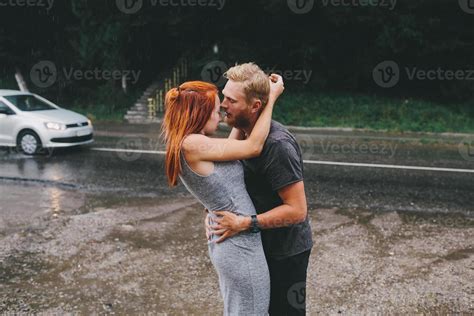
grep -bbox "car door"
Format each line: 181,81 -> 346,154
0,101 -> 18,146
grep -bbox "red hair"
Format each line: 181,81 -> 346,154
161,81 -> 218,186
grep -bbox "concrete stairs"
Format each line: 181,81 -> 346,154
124,82 -> 162,124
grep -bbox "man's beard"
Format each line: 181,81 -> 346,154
229,112 -> 251,130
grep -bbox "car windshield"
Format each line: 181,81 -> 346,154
4,94 -> 56,111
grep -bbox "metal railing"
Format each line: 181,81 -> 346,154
148,58 -> 189,119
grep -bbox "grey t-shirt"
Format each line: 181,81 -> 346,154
242,120 -> 313,259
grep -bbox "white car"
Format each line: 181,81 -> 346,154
0,90 -> 93,155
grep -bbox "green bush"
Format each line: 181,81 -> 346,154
273,92 -> 474,133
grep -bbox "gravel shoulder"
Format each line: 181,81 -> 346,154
1,193 -> 472,314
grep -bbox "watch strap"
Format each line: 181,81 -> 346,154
250,215 -> 260,233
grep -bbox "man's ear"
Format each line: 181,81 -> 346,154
249,99 -> 263,114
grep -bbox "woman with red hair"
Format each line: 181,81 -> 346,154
161,75 -> 284,315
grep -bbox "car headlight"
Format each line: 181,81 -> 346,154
44,122 -> 66,131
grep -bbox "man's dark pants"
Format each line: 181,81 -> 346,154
266,249 -> 311,315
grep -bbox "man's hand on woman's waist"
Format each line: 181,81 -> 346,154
205,211 -> 251,243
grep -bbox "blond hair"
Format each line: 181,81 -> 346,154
224,62 -> 270,107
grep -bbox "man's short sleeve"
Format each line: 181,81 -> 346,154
262,140 -> 303,191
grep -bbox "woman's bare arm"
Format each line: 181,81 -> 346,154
228,127 -> 245,140
183,74 -> 284,162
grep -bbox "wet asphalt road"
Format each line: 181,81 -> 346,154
1,126 -> 473,226
0,124 -> 473,314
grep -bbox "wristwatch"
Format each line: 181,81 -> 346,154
249,215 -> 260,233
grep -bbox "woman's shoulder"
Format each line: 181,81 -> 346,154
182,133 -> 207,152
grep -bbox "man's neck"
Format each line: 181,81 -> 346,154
241,115 -> 260,138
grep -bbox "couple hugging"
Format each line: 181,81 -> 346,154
161,62 -> 313,315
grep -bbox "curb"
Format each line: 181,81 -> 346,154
283,125 -> 474,138
92,120 -> 474,141
218,123 -> 474,139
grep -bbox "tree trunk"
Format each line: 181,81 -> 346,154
122,74 -> 127,94
15,68 -> 29,92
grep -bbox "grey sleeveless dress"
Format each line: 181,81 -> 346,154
179,152 -> 270,315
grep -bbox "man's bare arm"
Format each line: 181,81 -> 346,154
211,181 -> 307,242
240,180 -> 307,229
258,181 -> 307,228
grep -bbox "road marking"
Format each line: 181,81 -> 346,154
92,147 -> 166,155
91,147 -> 474,173
303,160 -> 474,173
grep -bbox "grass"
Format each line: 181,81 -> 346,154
65,85 -> 141,123
68,103 -> 129,123
23,92 -> 474,133
273,92 -> 474,133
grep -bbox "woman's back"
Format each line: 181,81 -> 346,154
179,152 -> 257,217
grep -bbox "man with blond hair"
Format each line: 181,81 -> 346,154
207,62 -> 313,315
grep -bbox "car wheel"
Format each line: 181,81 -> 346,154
17,130 -> 42,155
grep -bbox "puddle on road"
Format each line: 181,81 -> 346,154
0,184 -> 84,235
440,247 -> 474,261
0,176 -> 190,236
0,200 -> 210,314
